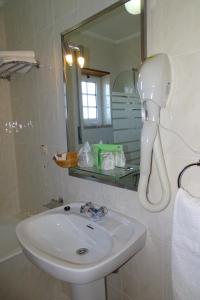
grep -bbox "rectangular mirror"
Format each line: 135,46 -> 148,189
61,0 -> 146,190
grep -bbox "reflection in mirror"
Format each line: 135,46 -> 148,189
62,0 -> 145,190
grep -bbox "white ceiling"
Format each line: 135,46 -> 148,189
81,5 -> 141,44
0,1 -> 141,43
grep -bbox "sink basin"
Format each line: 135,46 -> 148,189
16,203 -> 146,285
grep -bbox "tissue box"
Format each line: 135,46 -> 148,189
92,144 -> 123,169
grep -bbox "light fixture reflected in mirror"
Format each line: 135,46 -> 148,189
77,46 -> 85,69
77,56 -> 85,68
125,0 -> 141,15
63,41 -> 85,68
65,53 -> 73,66
63,41 -> 73,66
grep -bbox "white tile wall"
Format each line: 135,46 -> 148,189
0,10 -> 19,217
1,0 -> 200,299
0,253 -> 70,300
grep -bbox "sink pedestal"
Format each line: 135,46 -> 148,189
71,279 -> 106,300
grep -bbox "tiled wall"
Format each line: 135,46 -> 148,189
2,0 -> 200,299
0,254 -> 71,300
147,0 -> 200,198
0,10 -> 19,216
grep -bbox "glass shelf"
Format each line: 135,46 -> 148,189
70,165 -> 140,190
71,165 -> 138,179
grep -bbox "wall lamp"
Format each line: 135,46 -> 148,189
63,41 -> 85,69
125,0 -> 141,15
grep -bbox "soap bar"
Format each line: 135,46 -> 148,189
54,153 -> 66,161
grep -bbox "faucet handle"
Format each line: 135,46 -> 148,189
96,206 -> 108,217
80,202 -> 94,214
80,202 -> 108,218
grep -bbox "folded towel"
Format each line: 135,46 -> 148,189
0,51 -> 37,77
172,188 -> 200,300
0,51 -> 37,65
0,51 -> 35,59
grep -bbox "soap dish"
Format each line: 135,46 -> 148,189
53,152 -> 78,168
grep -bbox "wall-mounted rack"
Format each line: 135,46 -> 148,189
0,60 -> 39,80
178,160 -> 200,188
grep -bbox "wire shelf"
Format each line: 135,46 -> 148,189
0,60 -> 39,80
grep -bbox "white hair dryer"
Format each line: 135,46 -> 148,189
137,53 -> 171,212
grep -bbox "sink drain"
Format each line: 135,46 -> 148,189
76,248 -> 89,255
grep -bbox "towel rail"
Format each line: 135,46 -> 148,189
177,160 -> 200,188
0,61 -> 39,80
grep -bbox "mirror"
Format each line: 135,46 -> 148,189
62,0 -> 146,190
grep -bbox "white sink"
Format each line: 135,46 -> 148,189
16,203 -> 146,300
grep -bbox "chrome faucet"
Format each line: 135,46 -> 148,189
80,202 -> 108,219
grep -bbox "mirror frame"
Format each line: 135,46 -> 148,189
61,0 -> 147,190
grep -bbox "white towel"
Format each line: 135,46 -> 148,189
0,51 -> 36,65
172,188 -> 200,300
0,51 -> 37,76
0,51 -> 35,59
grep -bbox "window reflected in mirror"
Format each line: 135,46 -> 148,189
62,0 -> 146,190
